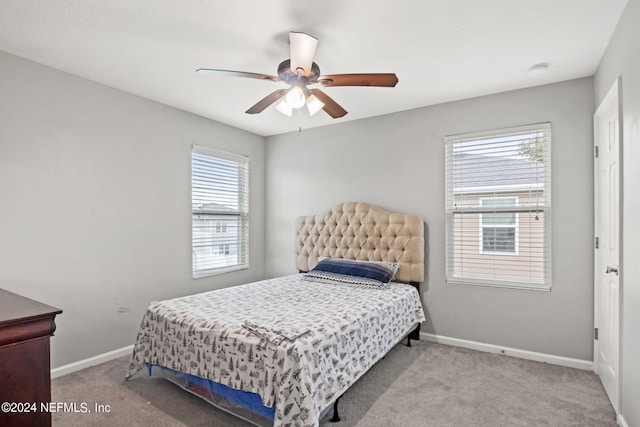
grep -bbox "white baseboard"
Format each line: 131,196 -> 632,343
51,335 -> 594,379
420,332 -> 594,371
618,414 -> 628,427
51,345 -> 134,379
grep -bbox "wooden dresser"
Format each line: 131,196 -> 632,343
0,289 -> 62,427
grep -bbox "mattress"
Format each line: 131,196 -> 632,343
128,273 -> 425,427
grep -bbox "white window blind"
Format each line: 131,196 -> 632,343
192,146 -> 249,277
445,123 -> 552,290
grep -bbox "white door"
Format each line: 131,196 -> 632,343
594,78 -> 621,412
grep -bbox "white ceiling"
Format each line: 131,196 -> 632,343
0,0 -> 627,137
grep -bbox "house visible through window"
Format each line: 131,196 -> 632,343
445,123 -> 551,290
215,221 -> 227,233
192,146 -> 249,277
480,197 -> 517,254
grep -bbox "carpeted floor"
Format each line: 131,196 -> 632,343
51,341 -> 616,426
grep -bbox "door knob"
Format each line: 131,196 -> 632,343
605,265 -> 619,276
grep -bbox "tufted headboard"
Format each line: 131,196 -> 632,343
295,202 -> 425,283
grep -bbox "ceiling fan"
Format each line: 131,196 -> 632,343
196,32 -> 398,119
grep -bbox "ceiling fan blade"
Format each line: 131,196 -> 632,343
310,89 -> 348,118
196,68 -> 280,83
317,73 -> 398,87
245,89 -> 289,114
289,32 -> 318,77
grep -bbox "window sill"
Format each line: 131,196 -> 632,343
193,264 -> 249,279
446,277 -> 551,292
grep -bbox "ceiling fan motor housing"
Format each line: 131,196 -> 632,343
278,60 -> 320,85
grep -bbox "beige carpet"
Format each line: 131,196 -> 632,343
51,341 -> 616,426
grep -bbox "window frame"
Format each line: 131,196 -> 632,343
191,145 -> 249,278
445,123 -> 552,291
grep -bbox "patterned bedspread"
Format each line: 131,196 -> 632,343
127,274 -> 425,427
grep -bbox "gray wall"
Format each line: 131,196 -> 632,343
0,51 -> 266,368
595,0 -> 640,424
0,43 -> 602,372
265,78 -> 595,361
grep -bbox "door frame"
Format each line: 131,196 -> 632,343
593,76 -> 623,414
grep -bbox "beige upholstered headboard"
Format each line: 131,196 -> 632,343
295,202 -> 425,283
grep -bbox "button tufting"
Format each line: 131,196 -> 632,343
295,203 -> 424,283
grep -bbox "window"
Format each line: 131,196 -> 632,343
214,221 -> 227,233
192,146 -> 249,277
480,197 -> 518,254
445,123 -> 551,290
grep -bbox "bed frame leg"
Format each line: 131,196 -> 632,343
409,324 -> 421,341
406,324 -> 421,347
330,396 -> 341,422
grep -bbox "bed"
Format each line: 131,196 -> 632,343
127,202 -> 425,427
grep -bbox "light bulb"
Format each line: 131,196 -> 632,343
305,94 -> 325,116
275,99 -> 293,117
285,87 -> 306,109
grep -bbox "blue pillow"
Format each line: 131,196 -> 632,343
304,258 -> 398,289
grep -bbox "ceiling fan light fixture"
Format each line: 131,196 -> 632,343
305,94 -> 325,116
285,86 -> 306,109
275,99 -> 293,117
